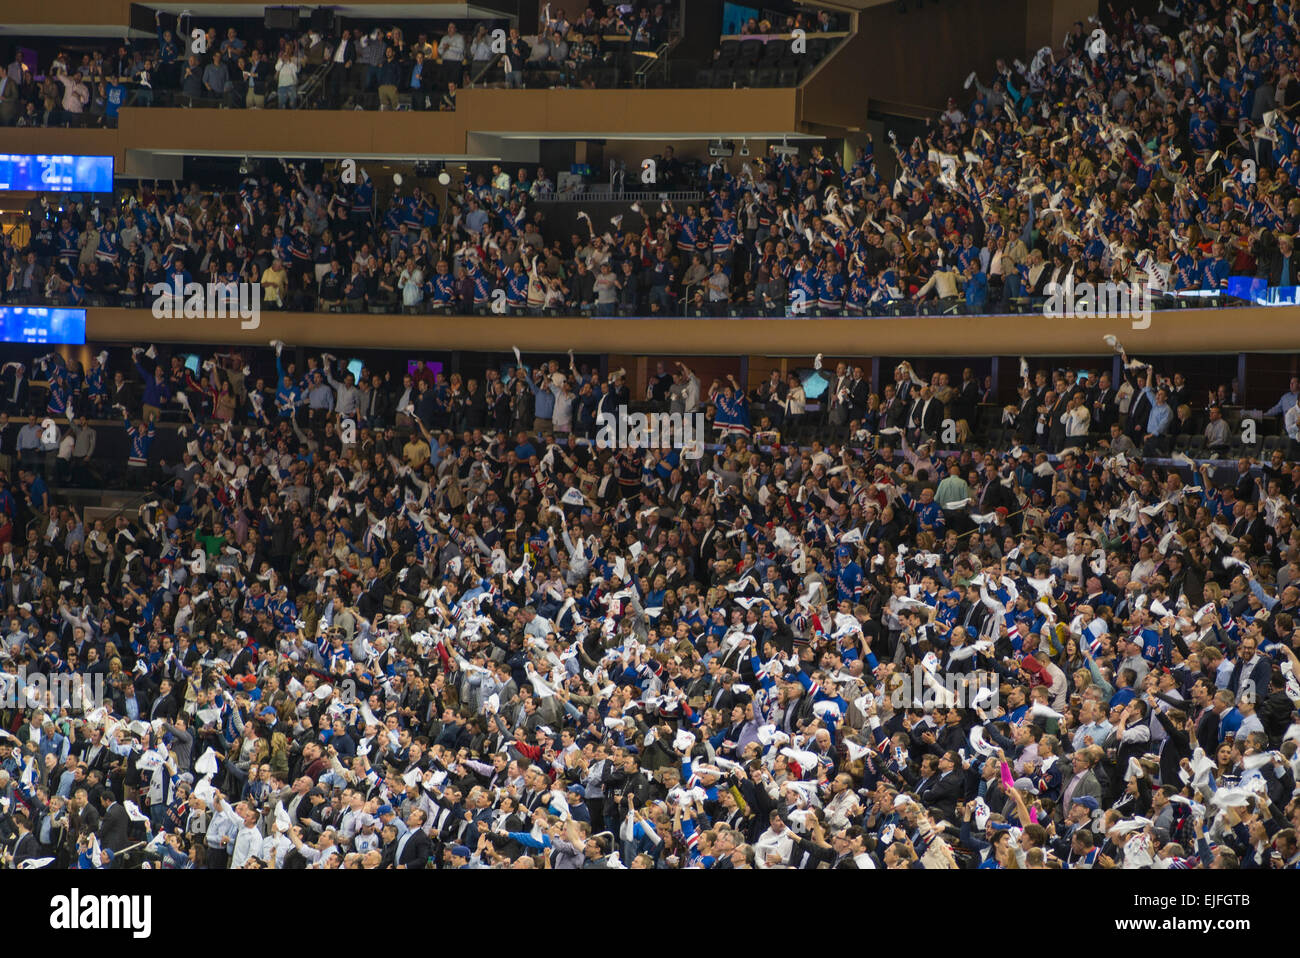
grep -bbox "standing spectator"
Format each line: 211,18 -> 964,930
438,23 -> 466,91
377,45 -> 400,110
202,52 -> 233,107
245,48 -> 272,109
409,50 -> 429,110
56,71 -> 89,121
0,69 -> 18,125
275,48 -> 300,108
359,29 -> 386,96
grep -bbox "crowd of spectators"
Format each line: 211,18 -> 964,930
0,341 -> 1298,871
0,1 -> 852,126
0,3 -> 695,124
9,1 -> 1300,317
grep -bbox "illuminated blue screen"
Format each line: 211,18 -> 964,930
0,154 -> 114,192
0,307 -> 87,344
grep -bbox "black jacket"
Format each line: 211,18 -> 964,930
99,801 -> 131,852
916,769 -> 963,823
906,396 -> 944,436
391,827 -> 432,868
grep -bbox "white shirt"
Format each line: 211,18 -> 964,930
231,823 -> 264,868
524,616 -> 555,639
755,825 -> 795,868
682,374 -> 700,413
1064,404 -> 1090,437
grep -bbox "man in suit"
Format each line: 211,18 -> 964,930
1025,369 -> 1046,408
97,788 -> 131,856
146,676 -> 179,721
848,367 -> 872,420
63,787 -> 100,863
1190,677 -> 1223,754
8,813 -> 43,867
951,368 -> 980,430
1059,750 -> 1103,813
73,727 -> 116,780
328,28 -> 356,106
825,363 -> 852,428
0,364 -> 28,416
956,584 -> 991,636
389,808 -> 432,868
1046,391 -> 1071,452
1230,504 -> 1267,554
906,385 -> 943,443
1090,372 -> 1119,432
859,504 -> 883,547
775,681 -> 814,733
975,462 -> 1015,513
516,765 -> 551,814
893,362 -> 920,407
694,515 -> 718,586
1029,389 -> 1054,448
1125,362 -> 1154,443
17,253 -> 45,306
920,751 -> 965,823
1227,635 -> 1273,701
881,384 -> 907,431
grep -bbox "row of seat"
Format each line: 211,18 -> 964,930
980,427 -> 1291,460
694,64 -> 812,88
716,37 -> 838,64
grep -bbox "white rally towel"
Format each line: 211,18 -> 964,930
969,725 -> 996,757
846,740 -> 873,762
972,797 -> 992,829
812,700 -> 841,721
195,748 -> 220,777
